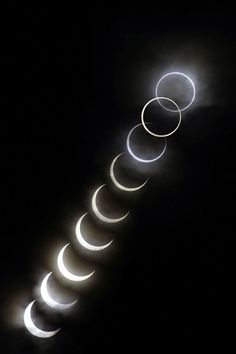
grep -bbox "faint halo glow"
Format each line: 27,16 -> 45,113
126,123 -> 167,163
40,272 -> 77,310
75,213 -> 113,251
110,153 -> 149,191
155,71 -> 195,112
57,243 -> 95,282
24,300 -> 60,338
91,184 -> 129,223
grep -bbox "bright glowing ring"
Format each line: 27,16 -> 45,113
110,153 -> 149,191
141,97 -> 181,138
126,123 -> 167,163
155,72 -> 195,112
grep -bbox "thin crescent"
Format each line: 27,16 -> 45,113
40,272 -> 78,310
126,123 -> 167,163
91,184 -> 129,223
110,153 -> 148,192
75,213 -> 113,251
24,300 -> 60,338
57,243 -> 95,282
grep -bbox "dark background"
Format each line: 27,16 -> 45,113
0,3 -> 235,353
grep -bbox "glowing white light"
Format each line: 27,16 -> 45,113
24,300 -> 60,338
91,184 -> 129,223
155,72 -> 195,112
126,123 -> 167,163
110,153 -> 149,191
57,243 -> 95,282
75,213 -> 113,251
40,272 -> 77,310
141,97 -> 181,138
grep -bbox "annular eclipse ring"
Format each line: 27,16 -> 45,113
141,97 -> 181,138
127,123 -> 167,163
155,72 -> 195,112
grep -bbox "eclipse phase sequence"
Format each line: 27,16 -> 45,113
23,71 -> 195,338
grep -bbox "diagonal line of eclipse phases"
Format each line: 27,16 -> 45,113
22,72 -> 196,338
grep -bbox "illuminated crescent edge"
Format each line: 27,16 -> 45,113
91,184 -> 129,223
40,272 -> 78,310
126,123 -> 167,163
57,243 -> 95,281
110,153 -> 149,192
75,213 -> 113,251
24,300 -> 60,338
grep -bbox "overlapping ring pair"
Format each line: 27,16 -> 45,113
128,71 -> 195,163
23,71 -> 196,338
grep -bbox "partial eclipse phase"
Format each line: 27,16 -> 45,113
110,153 -> 148,192
24,300 -> 60,338
75,213 -> 113,251
40,272 -> 77,310
91,184 -> 129,223
126,123 -> 167,163
57,243 -> 95,282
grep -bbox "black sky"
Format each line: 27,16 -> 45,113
0,3 -> 235,354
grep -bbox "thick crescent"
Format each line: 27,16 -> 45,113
40,272 -> 77,310
24,300 -> 60,338
91,184 -> 129,223
110,153 -> 148,192
57,243 -> 95,282
75,213 -> 113,251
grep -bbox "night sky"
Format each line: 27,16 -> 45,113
0,3 -> 236,353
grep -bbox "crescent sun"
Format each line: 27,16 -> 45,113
40,272 -> 78,310
24,300 -> 60,338
110,153 -> 148,192
57,243 -> 95,282
91,184 -> 129,223
75,213 -> 113,251
126,123 -> 167,163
